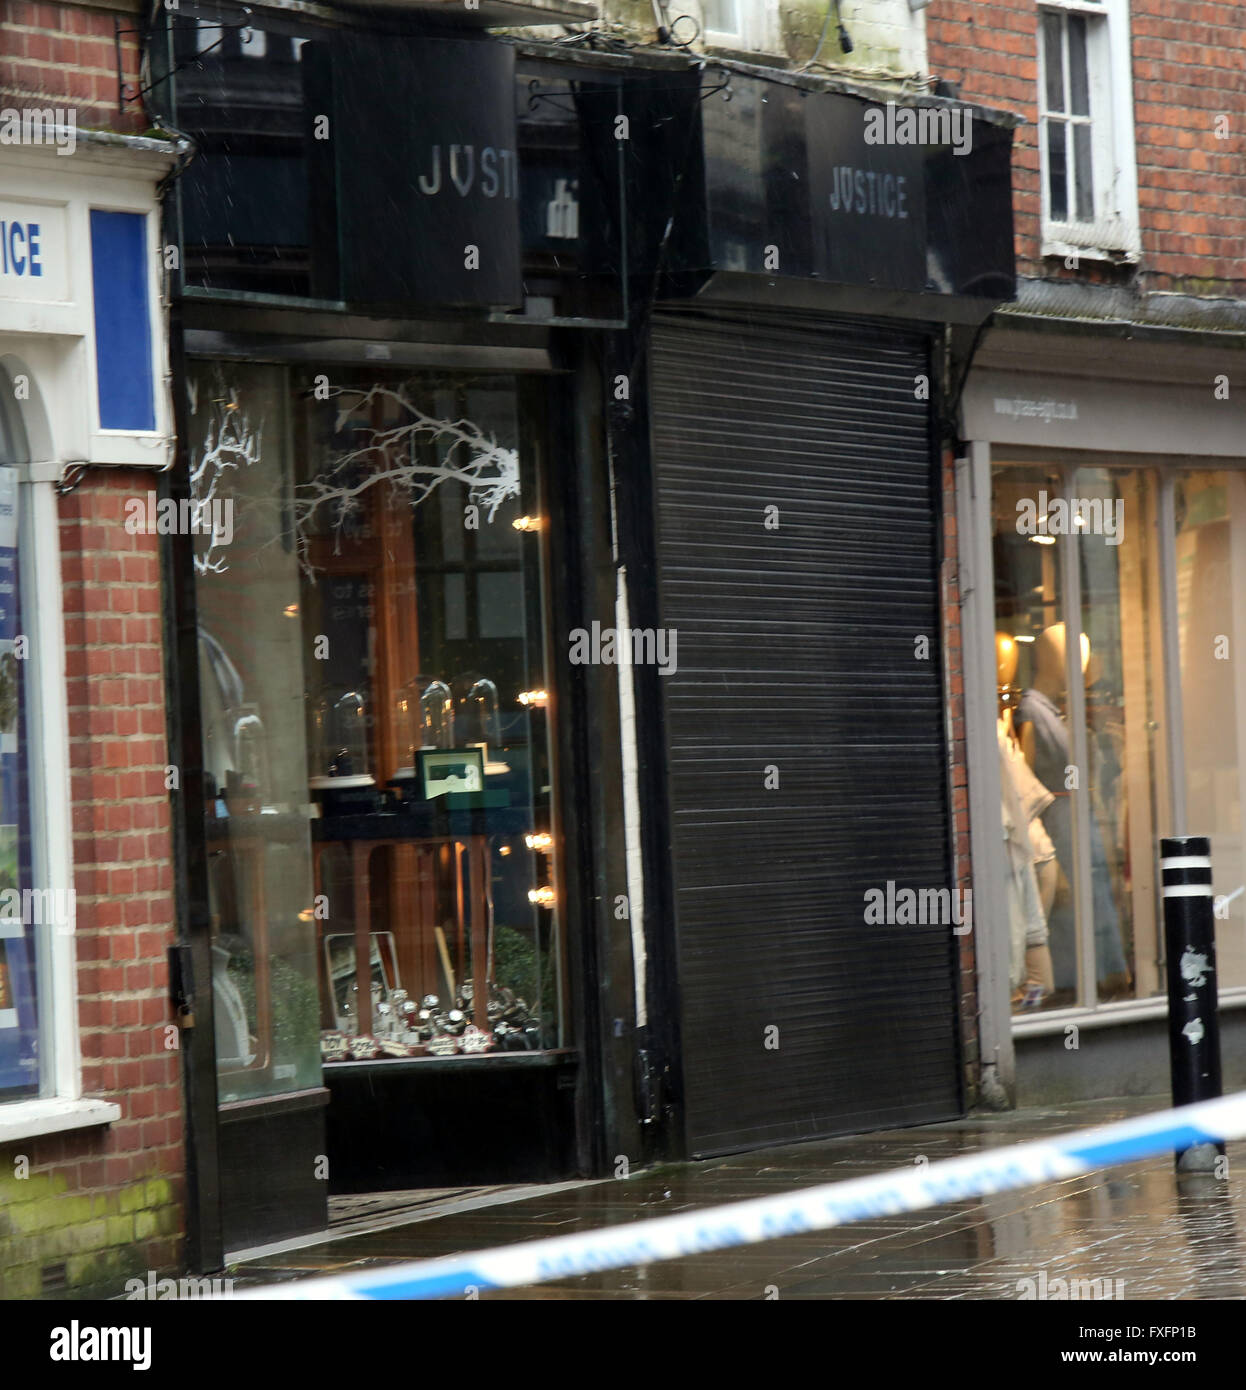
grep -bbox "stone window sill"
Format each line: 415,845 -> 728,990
0,1098 -> 122,1143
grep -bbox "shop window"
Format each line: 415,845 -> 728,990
1176,474 -> 1246,993
992,463 -> 1167,1011
0,374 -> 37,1101
1075,467 -> 1167,1005
1036,0 -> 1140,262
189,361 -> 563,1096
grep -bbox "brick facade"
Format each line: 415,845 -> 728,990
0,0 -> 146,137
0,474 -> 182,1300
940,450 -> 977,1106
927,0 -> 1246,294
0,0 -> 181,1301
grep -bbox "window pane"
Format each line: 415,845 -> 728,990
0,462 -> 38,1099
992,465 -> 1073,1012
190,362 -> 323,1103
1068,14 -> 1090,116
1176,473 -> 1246,991
1042,11 -> 1065,113
296,369 -> 564,1058
1075,469 -> 1166,1005
1047,120 -> 1068,222
192,361 -> 567,1081
1073,123 -> 1094,222
703,0 -> 740,34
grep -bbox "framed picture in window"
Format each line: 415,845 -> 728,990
417,747 -> 485,800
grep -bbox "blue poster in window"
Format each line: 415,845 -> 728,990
0,468 -> 37,1098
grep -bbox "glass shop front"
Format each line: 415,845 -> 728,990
186,355 -> 571,1201
992,459 -> 1246,1015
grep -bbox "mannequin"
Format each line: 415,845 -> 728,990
1017,623 -> 1088,770
1015,622 -> 1129,997
996,631 -> 1056,1004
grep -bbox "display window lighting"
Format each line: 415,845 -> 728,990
528,886 -> 556,907
517,689 -> 549,708
512,515 -> 542,532
525,832 -> 553,852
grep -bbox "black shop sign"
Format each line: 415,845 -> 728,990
305,36 -> 522,308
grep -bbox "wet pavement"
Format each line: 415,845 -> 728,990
234,1095 -> 1246,1299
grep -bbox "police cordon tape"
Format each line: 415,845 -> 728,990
237,1091 -> 1246,1300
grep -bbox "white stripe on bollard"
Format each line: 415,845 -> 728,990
233,1091 -> 1246,1301
1159,856 -> 1213,870
1163,884 -> 1214,898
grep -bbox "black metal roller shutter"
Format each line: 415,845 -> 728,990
650,308 -> 961,1157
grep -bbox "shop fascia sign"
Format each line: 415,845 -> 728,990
694,76 -> 1011,299
0,199 -> 67,301
307,36 -> 522,307
804,88 -> 929,291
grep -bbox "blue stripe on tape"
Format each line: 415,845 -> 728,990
362,1270 -> 498,1300
1065,1124 -> 1219,1168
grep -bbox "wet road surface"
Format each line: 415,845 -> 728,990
234,1095 -> 1246,1299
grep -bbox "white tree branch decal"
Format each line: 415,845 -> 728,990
189,388 -> 263,577
292,384 -> 520,571
187,379 -> 521,576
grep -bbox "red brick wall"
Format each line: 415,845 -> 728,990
0,472 -> 183,1300
0,0 -> 146,137
928,1 -> 1246,295
941,450 -> 977,1105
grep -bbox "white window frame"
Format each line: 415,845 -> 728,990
0,141 -> 174,1141
697,0 -> 781,54
0,449 -> 121,1142
1037,0 -> 1140,263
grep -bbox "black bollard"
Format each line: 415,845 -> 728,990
1159,835 -> 1224,1173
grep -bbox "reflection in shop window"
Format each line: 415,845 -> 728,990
190,361 -> 563,1097
1177,473 -> 1246,993
994,465 -> 1065,1012
993,464 -> 1167,1013
1075,467 -> 1166,1006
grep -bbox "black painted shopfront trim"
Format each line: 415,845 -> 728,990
168,303 -> 620,1254
218,1088 -> 330,1252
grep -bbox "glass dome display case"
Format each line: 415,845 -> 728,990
461,676 -> 508,774
309,687 -> 374,791
418,677 -> 455,751
393,677 -> 454,783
